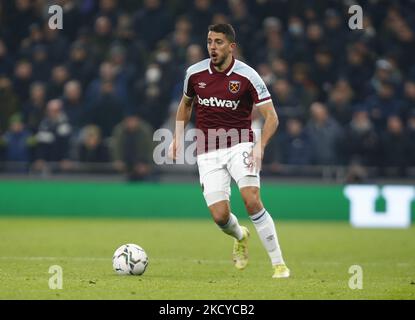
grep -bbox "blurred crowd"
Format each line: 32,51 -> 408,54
0,0 -> 415,180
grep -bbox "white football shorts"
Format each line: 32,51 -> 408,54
196,142 -> 260,206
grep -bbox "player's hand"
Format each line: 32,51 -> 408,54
249,142 -> 264,174
168,138 -> 182,160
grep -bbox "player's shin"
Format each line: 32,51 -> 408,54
250,208 -> 284,265
217,213 -> 243,240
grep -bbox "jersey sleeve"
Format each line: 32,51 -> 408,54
248,70 -> 272,106
183,68 -> 195,98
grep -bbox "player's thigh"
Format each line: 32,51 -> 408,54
197,155 -> 232,207
227,142 -> 261,189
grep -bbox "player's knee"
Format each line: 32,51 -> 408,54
241,188 -> 262,214
208,198 -> 230,225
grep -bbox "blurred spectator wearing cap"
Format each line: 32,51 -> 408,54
1,113 -> 35,168
369,58 -> 402,95
306,102 -> 343,165
78,124 -> 109,164
110,115 -> 154,181
34,99 -> 72,171
379,116 -> 411,177
22,82 -> 46,133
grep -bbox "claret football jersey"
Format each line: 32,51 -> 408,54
183,56 -> 272,153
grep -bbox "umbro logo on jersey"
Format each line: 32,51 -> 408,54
229,80 -> 241,93
198,82 -> 207,88
197,95 -> 240,110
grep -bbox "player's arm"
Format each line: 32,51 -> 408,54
169,94 -> 194,160
251,100 -> 279,171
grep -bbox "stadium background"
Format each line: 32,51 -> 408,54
0,0 -> 414,300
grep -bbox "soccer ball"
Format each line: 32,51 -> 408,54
112,243 -> 149,275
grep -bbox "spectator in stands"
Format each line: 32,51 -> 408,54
78,125 -> 109,163
90,15 -> 114,63
276,118 -> 312,166
187,0 -> 214,45
84,80 -> 125,138
62,80 -> 84,132
47,65 -> 70,100
306,102 -> 343,165
1,113 -> 34,166
111,115 -> 154,181
0,39 -> 14,77
31,45 -> 51,82
0,76 -> 20,134
311,47 -> 338,101
402,79 -> 415,118
133,0 -> 172,50
365,80 -> 402,131
326,79 -> 354,126
134,63 -> 170,130
379,116 -> 410,176
86,60 -> 129,108
43,24 -> 69,65
65,42 -> 96,88
12,60 -> 33,102
34,99 -> 72,171
343,108 -> 379,167
22,82 -> 46,133
270,78 -> 302,126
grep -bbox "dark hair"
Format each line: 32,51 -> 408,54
208,24 -> 236,43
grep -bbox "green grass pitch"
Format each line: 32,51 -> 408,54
0,218 -> 414,300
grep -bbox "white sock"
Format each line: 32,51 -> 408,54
250,208 -> 284,266
217,213 -> 243,241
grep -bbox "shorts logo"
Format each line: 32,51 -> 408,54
229,80 -> 241,94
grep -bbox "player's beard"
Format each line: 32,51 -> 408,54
211,52 -> 228,68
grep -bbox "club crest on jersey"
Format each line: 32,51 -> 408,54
228,80 -> 241,94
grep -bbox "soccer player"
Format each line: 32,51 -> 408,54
169,24 -> 289,278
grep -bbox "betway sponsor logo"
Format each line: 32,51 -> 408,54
197,95 -> 240,110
